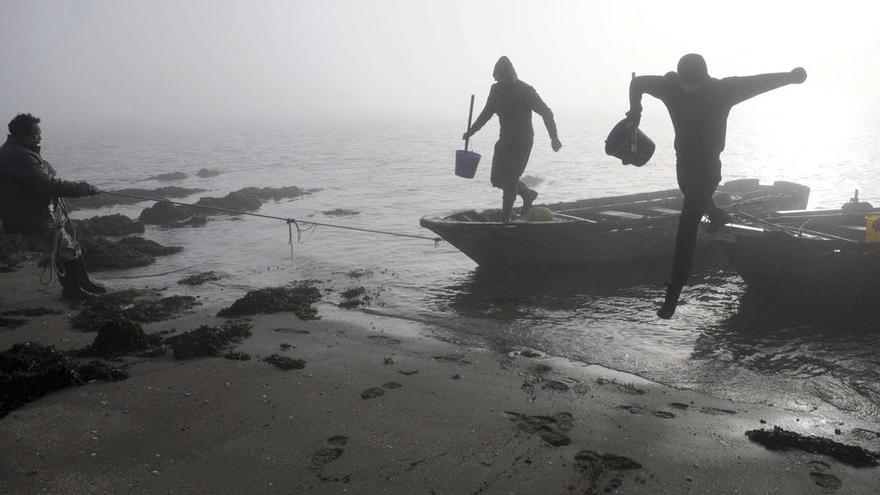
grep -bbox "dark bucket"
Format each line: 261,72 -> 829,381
605,118 -> 655,167
455,150 -> 481,178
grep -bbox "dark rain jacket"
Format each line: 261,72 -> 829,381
470,80 -> 559,143
631,71 -> 796,176
0,136 -> 92,235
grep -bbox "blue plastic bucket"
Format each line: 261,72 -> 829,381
605,118 -> 655,167
455,150 -> 481,178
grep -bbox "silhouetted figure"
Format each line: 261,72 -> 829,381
625,54 -> 807,318
463,56 -> 562,222
0,113 -> 106,301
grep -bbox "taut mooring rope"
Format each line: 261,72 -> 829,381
100,190 -> 443,245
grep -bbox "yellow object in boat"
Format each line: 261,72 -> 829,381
527,206 -> 554,222
866,214 -> 880,242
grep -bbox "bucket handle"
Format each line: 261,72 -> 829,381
629,72 -> 639,153
464,94 -> 475,152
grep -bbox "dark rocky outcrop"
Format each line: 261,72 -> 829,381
145,172 -> 187,182
0,342 -> 127,418
164,322 -> 252,360
217,282 -> 322,319
73,214 -> 145,238
81,237 -> 182,271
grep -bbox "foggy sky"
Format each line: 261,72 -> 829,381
1,0 -> 878,128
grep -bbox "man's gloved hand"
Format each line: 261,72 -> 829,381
551,137 -> 562,152
790,67 -> 807,84
625,109 -> 641,128
462,130 -> 472,141
77,182 -> 100,196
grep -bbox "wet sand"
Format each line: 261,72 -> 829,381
1,263 -> 878,494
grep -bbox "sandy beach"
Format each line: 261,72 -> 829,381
1,262 -> 879,494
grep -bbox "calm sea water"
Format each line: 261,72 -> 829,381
47,111 -> 880,424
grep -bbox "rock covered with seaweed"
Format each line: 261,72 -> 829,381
81,236 -> 183,271
217,282 -> 322,319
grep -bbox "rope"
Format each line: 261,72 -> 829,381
40,197 -> 81,286
100,190 -> 443,244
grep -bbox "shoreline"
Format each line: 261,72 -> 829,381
2,262 -> 879,493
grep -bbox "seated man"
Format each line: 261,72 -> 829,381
0,113 -> 105,300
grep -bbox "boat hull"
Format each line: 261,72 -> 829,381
421,179 -> 810,266
716,209 -> 880,300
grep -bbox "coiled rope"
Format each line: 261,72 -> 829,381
40,197 -> 80,286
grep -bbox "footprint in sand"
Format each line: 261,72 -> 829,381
368,335 -> 402,345
542,380 -> 571,392
433,354 -> 472,365
807,460 -> 842,490
574,450 -> 642,492
361,382 -> 403,399
504,411 -> 574,447
529,364 -> 553,374
309,436 -> 349,471
596,377 -> 647,395
361,388 -> 385,399
617,405 -> 675,419
699,406 -> 736,416
668,403 -> 736,416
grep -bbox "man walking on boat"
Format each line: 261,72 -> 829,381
625,54 -> 806,318
463,56 -> 562,222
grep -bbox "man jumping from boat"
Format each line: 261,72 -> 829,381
624,54 -> 807,319
463,56 -> 562,222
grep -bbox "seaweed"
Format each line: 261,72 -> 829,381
0,342 -> 127,418
223,351 -> 251,361
89,319 -> 151,358
123,295 -> 199,322
145,172 -> 187,182
0,233 -> 31,265
322,208 -> 359,217
177,271 -> 225,286
115,237 -> 184,257
73,214 -> 145,238
2,307 -> 64,317
72,291 -> 198,331
0,317 -> 28,329
339,286 -> 370,309
263,354 -> 306,370
194,191 -> 262,213
164,322 -> 253,360
195,168 -> 222,178
138,201 -> 197,225
746,426 -> 880,467
80,237 -> 182,271
217,283 -> 321,319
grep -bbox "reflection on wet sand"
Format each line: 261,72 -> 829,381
695,290 -> 880,421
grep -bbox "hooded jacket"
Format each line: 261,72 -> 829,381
0,136 -> 92,234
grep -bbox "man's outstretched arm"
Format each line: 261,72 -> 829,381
723,68 -> 807,106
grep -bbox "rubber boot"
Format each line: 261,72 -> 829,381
657,281 -> 684,319
73,257 -> 107,294
58,260 -> 91,302
520,187 -> 538,217
704,209 -> 732,234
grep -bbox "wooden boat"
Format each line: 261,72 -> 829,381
420,179 -> 810,266
713,200 -> 880,298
